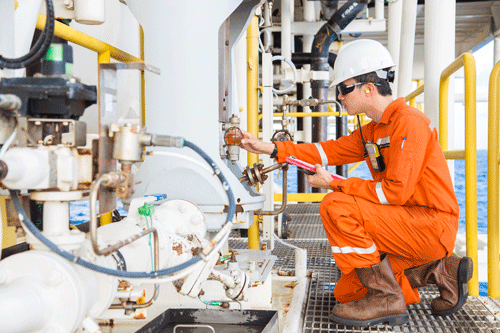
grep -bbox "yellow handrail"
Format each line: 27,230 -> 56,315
487,60 -> 500,299
439,53 -> 478,297
36,14 -> 142,63
406,84 -> 425,108
247,16 -> 260,249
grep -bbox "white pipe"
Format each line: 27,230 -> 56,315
281,277 -> 309,333
303,2 -> 315,144
424,0 -> 456,130
0,0 -> 15,79
262,53 -> 274,246
0,280 -> 48,333
494,30 -> 500,64
375,0 -> 384,20
387,0 -> 403,96
281,0 -> 293,61
43,201 -> 69,236
397,0 -> 418,98
294,248 -> 307,278
14,0 -> 43,58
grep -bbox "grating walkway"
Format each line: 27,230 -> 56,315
229,203 -> 500,333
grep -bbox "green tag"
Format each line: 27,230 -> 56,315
65,63 -> 73,75
45,44 -> 63,62
138,203 -> 155,217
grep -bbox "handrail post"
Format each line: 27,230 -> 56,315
488,60 -> 500,299
439,53 -> 478,296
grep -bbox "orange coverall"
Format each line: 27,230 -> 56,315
274,97 -> 459,305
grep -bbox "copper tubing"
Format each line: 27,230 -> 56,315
255,167 -> 288,216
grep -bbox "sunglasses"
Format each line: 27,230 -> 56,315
336,82 -> 381,96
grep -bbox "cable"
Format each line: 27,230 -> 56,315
8,138 -> 236,279
273,233 -> 301,250
0,0 -> 55,69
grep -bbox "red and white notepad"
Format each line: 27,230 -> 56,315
285,156 -> 346,180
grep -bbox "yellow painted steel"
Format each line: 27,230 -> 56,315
36,14 -> 142,63
140,26 -> 146,127
443,150 -> 466,160
100,212 -> 113,226
275,193 -> 328,203
0,197 -> 16,249
439,53 -> 478,296
406,84 -> 425,108
247,16 -> 260,249
348,161 -> 364,174
14,0 -> 18,10
487,60 -> 500,298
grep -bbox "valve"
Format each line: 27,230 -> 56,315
239,162 -> 286,187
223,114 -> 243,164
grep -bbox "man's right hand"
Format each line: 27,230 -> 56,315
240,130 -> 275,155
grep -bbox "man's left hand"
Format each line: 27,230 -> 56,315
307,165 -> 333,189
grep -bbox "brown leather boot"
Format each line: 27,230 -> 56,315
329,254 -> 408,327
404,256 -> 473,316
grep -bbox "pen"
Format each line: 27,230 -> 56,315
401,137 -> 406,149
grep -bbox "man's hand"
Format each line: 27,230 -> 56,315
307,164 -> 334,189
240,130 -> 275,155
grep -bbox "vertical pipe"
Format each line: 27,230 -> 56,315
0,0 -> 15,79
303,2 -> 314,145
495,31 -> 500,64
488,61 -> 500,298
463,54 -> 478,297
281,0 -> 293,61
140,25 -> 145,127
247,16 -> 260,249
375,0 -> 384,20
43,201 -> 69,236
397,0 -> 418,98
98,50 -> 113,224
424,0 -> 455,130
262,53 -> 274,248
387,0 -> 402,96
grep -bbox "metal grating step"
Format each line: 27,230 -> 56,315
232,203 -> 500,333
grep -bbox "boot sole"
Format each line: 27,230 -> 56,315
432,256 -> 473,317
329,313 -> 409,327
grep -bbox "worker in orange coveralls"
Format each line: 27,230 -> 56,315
240,39 -> 473,327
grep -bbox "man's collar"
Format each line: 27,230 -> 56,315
379,97 -> 406,125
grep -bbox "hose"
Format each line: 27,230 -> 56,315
8,138 -> 236,279
0,0 -> 55,69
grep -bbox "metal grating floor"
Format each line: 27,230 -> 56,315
229,203 -> 500,333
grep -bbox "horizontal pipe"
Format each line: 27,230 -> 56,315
36,14 -> 141,63
274,193 -> 327,203
443,150 -> 466,160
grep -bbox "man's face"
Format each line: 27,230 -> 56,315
336,78 -> 363,115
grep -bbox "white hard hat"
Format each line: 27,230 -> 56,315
331,39 -> 396,86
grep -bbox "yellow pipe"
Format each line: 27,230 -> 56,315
443,150 -> 466,160
1,197 -> 16,249
348,161 -> 364,174
488,60 -> 500,298
405,84 -> 425,108
140,26 -> 146,127
36,14 -> 142,63
274,193 -> 328,203
247,16 -> 260,249
439,53 -> 478,296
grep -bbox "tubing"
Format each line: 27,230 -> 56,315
311,0 -> 366,143
0,0 -> 54,69
8,138 -> 236,279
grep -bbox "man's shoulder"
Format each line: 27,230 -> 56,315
391,102 -> 430,126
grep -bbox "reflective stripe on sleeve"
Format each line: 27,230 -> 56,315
314,143 -> 328,166
376,182 -> 389,205
331,242 -> 377,255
